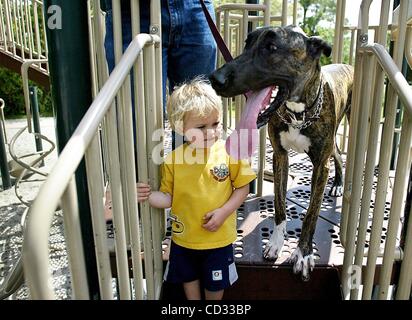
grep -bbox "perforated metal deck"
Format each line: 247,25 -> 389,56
162,137 -> 396,266
161,136 -> 399,300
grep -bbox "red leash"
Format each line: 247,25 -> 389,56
199,0 -> 233,63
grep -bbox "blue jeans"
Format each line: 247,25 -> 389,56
103,0 -> 217,106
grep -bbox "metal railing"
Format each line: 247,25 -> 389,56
340,0 -> 412,300
0,0 -> 48,74
12,0 -> 412,301
21,30 -> 163,299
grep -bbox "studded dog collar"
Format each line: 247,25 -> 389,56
276,79 -> 324,130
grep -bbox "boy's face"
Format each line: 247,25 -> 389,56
183,111 -> 221,149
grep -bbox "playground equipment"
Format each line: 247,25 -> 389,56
0,98 -> 12,190
0,0 -> 411,300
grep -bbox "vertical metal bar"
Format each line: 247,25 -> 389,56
122,78 -> 148,296
333,0 -> 343,63
24,0 -> 33,59
145,41 -> 164,299
151,0 -> 165,298
223,10 -> 230,55
40,0 -> 48,62
216,9 -> 222,67
112,0 -> 131,245
33,0 -> 42,59
29,86 -> 44,155
344,54 -> 374,300
256,1 -> 271,196
61,177 -> 90,300
87,0 -> 99,99
104,97 -> 132,300
222,98 -> 228,138
337,0 -> 346,63
84,134 -> 114,300
235,14 -> 244,125
351,1 -> 390,299
351,65 -> 384,299
130,0 -> 145,301
396,177 -> 412,299
135,45 -> 151,300
348,29 -> 356,66
16,0 -> 24,59
362,0 -> 408,300
340,0 -> 372,249
257,127 -> 266,196
4,1 -> 14,52
141,44 -> 156,300
0,98 -> 7,142
281,0 -> 287,26
4,0 -> 15,55
341,1 -> 373,299
293,0 -> 298,26
221,13 -> 232,148
43,0 -> 100,299
378,116 -> 412,299
0,0 -> 6,50
0,99 -> 12,190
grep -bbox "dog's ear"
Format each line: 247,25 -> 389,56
307,36 -> 332,59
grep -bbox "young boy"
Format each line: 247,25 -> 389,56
137,78 -> 256,300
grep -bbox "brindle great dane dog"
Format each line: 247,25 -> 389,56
209,25 -> 353,281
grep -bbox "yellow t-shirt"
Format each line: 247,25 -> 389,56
159,140 -> 256,250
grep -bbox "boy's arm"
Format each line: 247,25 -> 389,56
148,191 -> 172,209
137,183 -> 172,209
202,184 -> 249,232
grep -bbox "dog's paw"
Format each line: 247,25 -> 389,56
287,247 -> 315,281
263,221 -> 286,260
329,184 -> 343,197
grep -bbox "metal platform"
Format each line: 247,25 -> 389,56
161,136 -> 399,300
104,132 -> 400,299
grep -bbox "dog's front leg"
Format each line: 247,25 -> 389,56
289,157 -> 330,281
263,143 -> 288,260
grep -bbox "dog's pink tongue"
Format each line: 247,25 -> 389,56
226,86 -> 274,160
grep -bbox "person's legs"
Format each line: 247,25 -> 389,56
167,0 -> 217,88
164,242 -> 202,300
204,289 -> 224,300
103,0 -> 133,74
201,245 -> 237,299
183,280 -> 202,300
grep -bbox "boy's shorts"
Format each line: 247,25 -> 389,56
164,241 -> 238,292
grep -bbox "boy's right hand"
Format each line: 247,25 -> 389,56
137,183 -> 151,203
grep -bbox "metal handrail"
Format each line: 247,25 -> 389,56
362,44 -> 412,116
0,0 -> 48,74
0,98 -> 6,142
22,33 -> 160,299
341,0 -> 412,300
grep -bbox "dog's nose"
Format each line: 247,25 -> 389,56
209,72 -> 227,89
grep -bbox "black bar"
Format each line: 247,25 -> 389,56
43,0 -> 100,299
29,86 -> 44,167
0,116 -> 12,190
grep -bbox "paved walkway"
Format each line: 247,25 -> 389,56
0,117 -> 71,299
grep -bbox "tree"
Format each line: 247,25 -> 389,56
299,0 -> 336,36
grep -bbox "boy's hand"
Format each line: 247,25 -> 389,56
137,183 -> 151,203
202,208 -> 226,232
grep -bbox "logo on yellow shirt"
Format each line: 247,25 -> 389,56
169,212 -> 185,234
210,164 -> 229,182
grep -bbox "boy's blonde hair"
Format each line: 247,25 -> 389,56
167,77 -> 222,134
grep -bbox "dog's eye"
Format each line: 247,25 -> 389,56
269,44 -> 277,52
